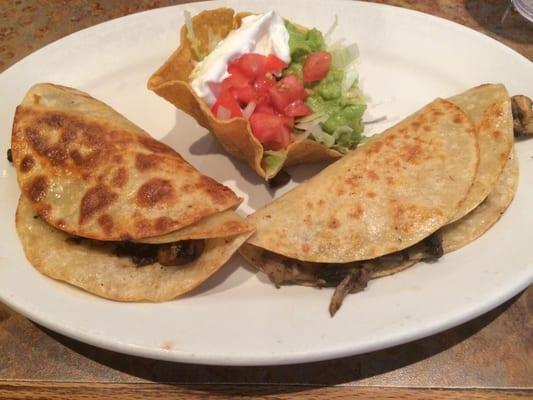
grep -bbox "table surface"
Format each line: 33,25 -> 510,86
1,1 -> 532,399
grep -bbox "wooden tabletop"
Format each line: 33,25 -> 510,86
1,1 -> 532,399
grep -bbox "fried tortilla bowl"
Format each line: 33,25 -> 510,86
147,8 -> 342,180
11,83 -> 254,301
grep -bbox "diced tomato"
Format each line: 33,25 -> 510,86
278,74 -> 306,99
303,51 -> 332,83
264,54 -> 288,75
254,74 -> 275,94
284,99 -> 312,117
249,113 -> 291,150
211,90 -> 242,118
228,53 -> 267,79
221,71 -> 251,91
269,86 -> 291,114
255,103 -> 275,115
212,52 -> 315,150
269,74 -> 306,113
231,85 -> 257,105
268,128 -> 291,150
255,92 -> 272,108
281,116 -> 295,128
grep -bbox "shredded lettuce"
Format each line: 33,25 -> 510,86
341,64 -> 359,96
324,15 -> 339,43
330,43 -> 359,70
206,27 -> 223,54
261,150 -> 288,179
311,125 -> 335,148
184,10 -> 205,60
332,126 -> 361,151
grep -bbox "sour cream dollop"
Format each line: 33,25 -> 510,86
190,11 -> 291,106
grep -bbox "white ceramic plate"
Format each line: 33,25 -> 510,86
0,0 -> 532,366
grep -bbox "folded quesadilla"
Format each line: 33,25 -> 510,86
12,83 -> 253,301
240,85 -> 520,315
448,84 -> 514,221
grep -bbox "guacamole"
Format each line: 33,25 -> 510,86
285,20 -> 366,152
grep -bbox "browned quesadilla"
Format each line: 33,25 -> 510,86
12,83 -> 254,301
240,85 -> 520,315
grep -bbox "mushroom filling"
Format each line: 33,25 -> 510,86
255,231 -> 443,316
511,95 -> 533,137
66,236 -> 205,267
115,240 -> 205,266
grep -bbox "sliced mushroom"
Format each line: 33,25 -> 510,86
511,95 -> 533,137
156,240 -> 205,266
419,230 -> 443,260
113,240 -> 205,267
329,265 -> 372,317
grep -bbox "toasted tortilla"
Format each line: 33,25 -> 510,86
441,148 -> 518,252
16,196 -> 252,301
147,8 -> 343,179
243,98 -> 479,263
135,209 -> 253,244
11,83 -> 244,241
448,84 -> 514,221
370,146 -> 518,277
240,148 -> 518,286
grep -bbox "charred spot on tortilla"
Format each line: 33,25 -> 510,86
111,167 -> 128,188
25,126 -> 48,155
155,216 -> 174,232
7,148 -> 13,163
97,214 -> 114,235
327,217 -> 341,229
136,178 -> 176,208
20,155 -> 35,172
80,185 -> 118,223
27,175 -> 48,203
41,113 -> 65,128
135,153 -> 160,171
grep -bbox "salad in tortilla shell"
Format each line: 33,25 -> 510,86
148,8 -> 366,179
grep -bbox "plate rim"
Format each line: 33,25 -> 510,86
0,0 -> 532,366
